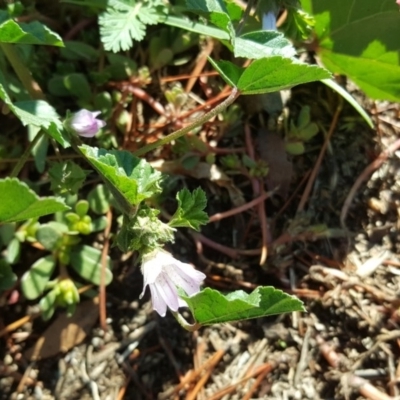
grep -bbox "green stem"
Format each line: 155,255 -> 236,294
0,43 -> 45,100
1,43 -> 47,177
133,87 -> 240,157
10,130 -> 44,177
171,311 -> 202,332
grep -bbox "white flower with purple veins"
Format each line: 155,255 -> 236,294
69,109 -> 106,137
140,250 -> 206,317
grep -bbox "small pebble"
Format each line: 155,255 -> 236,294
121,324 -> 130,334
4,354 -> 13,365
91,337 -> 104,349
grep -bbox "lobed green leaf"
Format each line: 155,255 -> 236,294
169,188 -> 208,230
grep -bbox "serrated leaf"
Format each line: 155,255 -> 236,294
21,255 -> 56,300
169,188 -> 208,230
99,0 -> 161,52
234,31 -> 296,59
304,0 -> 400,101
79,145 -> 162,217
182,286 -> 305,325
0,11 -> 63,46
0,178 -> 69,224
237,57 -> 331,94
69,245 -> 112,286
210,57 -> 330,94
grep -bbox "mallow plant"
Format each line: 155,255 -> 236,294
0,0 -> 345,329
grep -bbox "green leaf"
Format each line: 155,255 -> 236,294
234,31 -> 296,59
79,145 -> 162,217
91,216 -> 108,231
208,58 -> 243,87
0,72 -> 70,147
60,41 -> 99,61
69,245 -> 112,286
39,288 -> 57,320
5,237 -> 20,264
99,0 -> 162,52
0,71 -> 69,147
0,259 -> 17,292
49,161 -> 89,195
186,0 -> 228,14
0,224 -> 15,247
0,11 -> 63,46
210,57 -> 330,94
21,255 -> 56,300
36,222 -> 67,251
236,57 -> 331,95
169,188 -> 208,230
63,73 -> 92,102
182,286 -> 305,325
0,178 -> 69,224
185,0 -> 234,38
88,184 -> 112,214
304,0 -> 400,101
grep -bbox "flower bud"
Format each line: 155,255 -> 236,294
68,109 -> 106,138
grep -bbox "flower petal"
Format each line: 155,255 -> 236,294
165,260 -> 206,296
149,284 -> 168,317
141,256 -> 163,285
68,109 -> 106,137
155,273 -> 180,312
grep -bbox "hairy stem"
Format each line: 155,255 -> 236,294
132,87 -> 240,157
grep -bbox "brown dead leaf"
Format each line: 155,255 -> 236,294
257,130 -> 293,199
24,298 -> 99,361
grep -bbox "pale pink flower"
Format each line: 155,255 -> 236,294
140,250 -> 206,317
68,109 -> 106,137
